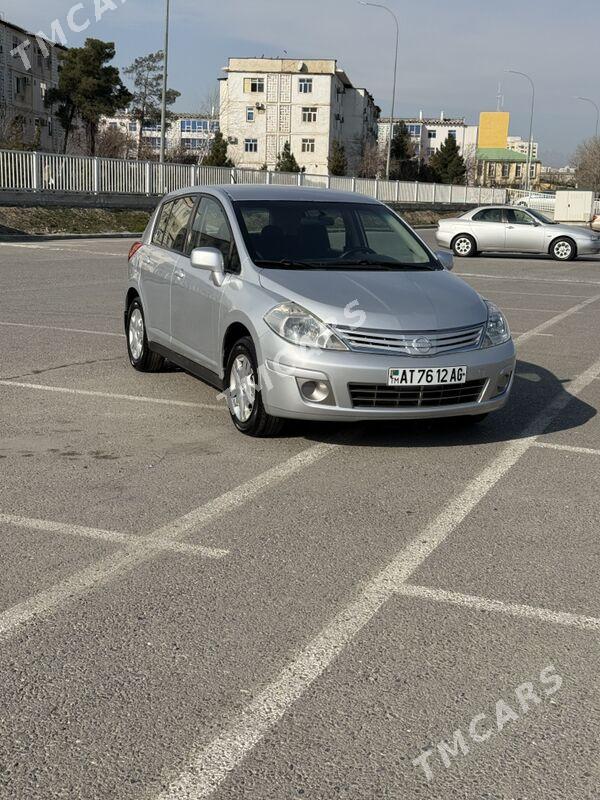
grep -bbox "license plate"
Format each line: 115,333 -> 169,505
388,366 -> 467,387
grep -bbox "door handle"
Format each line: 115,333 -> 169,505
507,226 -> 515,229
174,269 -> 185,280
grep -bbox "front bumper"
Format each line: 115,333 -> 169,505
576,238 -> 600,256
257,332 -> 516,421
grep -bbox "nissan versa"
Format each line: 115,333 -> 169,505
125,186 -> 516,436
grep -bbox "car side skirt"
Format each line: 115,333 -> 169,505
149,342 -> 225,391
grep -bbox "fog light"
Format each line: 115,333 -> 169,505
297,378 -> 334,405
495,369 -> 513,396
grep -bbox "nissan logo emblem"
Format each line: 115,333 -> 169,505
412,336 -> 433,354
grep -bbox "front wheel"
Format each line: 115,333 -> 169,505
225,337 -> 284,437
452,234 -> 477,258
550,238 -> 576,261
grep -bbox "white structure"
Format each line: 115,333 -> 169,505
507,135 -> 539,159
100,113 -> 219,158
378,113 -> 479,164
219,58 -> 379,175
0,18 -> 63,151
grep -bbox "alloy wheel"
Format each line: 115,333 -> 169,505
229,354 -> 256,423
554,241 -> 572,260
455,237 -> 472,256
128,308 -> 144,361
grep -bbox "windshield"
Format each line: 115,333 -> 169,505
232,200 -> 439,270
527,208 -> 556,225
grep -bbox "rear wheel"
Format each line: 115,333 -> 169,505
452,234 -> 477,258
225,337 -> 284,437
550,237 -> 576,261
126,298 -> 165,372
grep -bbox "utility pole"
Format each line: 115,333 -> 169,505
159,0 -> 171,164
507,69 -> 535,192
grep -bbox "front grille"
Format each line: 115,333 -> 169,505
333,323 -> 484,357
348,379 -> 487,409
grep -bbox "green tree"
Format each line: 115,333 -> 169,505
46,39 -> 132,155
275,141 -> 300,173
202,131 -> 233,167
123,51 -> 180,159
328,140 -> 348,176
388,122 -> 416,180
429,136 -> 467,184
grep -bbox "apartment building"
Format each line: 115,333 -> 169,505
378,114 -> 479,163
507,135 -> 539,159
0,18 -> 63,151
219,58 -> 379,175
100,113 -> 219,157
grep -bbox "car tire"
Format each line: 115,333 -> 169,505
452,234 -> 477,258
126,298 -> 165,372
225,336 -> 284,437
550,237 -> 577,261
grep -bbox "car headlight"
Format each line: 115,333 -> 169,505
482,300 -> 511,348
264,302 -> 348,350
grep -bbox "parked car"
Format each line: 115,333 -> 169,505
437,205 -> 600,261
125,186 -> 516,436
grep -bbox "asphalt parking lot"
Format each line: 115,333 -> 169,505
1,230 -> 599,800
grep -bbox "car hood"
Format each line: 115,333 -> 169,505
258,269 -> 488,331
546,222 -> 598,239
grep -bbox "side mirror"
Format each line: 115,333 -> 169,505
435,250 -> 454,271
190,247 -> 226,286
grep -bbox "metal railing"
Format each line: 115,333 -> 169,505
0,148 -> 508,205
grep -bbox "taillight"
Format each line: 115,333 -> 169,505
128,241 -> 143,261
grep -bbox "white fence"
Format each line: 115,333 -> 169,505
0,148 -> 508,205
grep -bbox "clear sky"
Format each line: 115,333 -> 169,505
4,0 -> 598,165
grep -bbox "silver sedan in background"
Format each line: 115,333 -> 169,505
436,205 -> 600,261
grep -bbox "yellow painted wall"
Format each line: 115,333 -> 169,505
478,112 -> 510,148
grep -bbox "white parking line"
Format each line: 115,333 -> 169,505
0,381 -> 222,410
0,439 -> 339,639
0,321 -> 124,338
503,307 -> 584,313
478,288 -> 592,299
513,294 -> 600,344
396,584 -> 600,632
0,513 -> 228,557
457,272 -> 600,287
154,350 -> 600,800
534,442 -> 600,457
0,243 -> 126,257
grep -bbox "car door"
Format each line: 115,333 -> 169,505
504,208 -> 546,252
170,195 -> 241,372
469,207 -> 507,251
139,200 -> 179,344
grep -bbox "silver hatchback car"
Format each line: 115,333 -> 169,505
437,205 -> 600,261
125,186 -> 516,436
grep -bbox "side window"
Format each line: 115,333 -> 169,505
152,201 -> 174,246
161,196 -> 195,252
507,209 -> 536,226
473,208 -> 505,223
188,197 -> 240,273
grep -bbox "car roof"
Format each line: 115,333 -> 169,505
162,184 -> 380,205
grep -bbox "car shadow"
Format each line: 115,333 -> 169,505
290,359 -> 596,448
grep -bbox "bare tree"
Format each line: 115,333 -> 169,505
96,125 -> 136,159
198,85 -> 220,120
572,137 -> 600,192
462,144 -> 478,186
356,137 -> 384,179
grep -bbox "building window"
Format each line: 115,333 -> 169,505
299,78 -> 313,94
302,107 -> 317,123
501,163 -> 510,178
129,122 -> 137,132
181,119 -> 210,133
244,138 -> 258,153
40,82 -> 47,101
182,138 -> 203,150
477,163 -> 483,177
488,163 -> 496,178
244,77 -> 265,93
427,147 -> 435,157
529,164 -> 536,178
143,123 -> 161,132
515,164 -> 523,178
146,137 -> 161,149
428,130 -> 436,139
301,138 -> 315,153
48,118 -> 53,136
448,130 -> 457,139
246,107 -> 255,122
407,124 -> 421,137
109,122 -> 118,129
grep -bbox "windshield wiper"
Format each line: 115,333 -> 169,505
327,259 -> 434,270
254,258 -> 326,269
